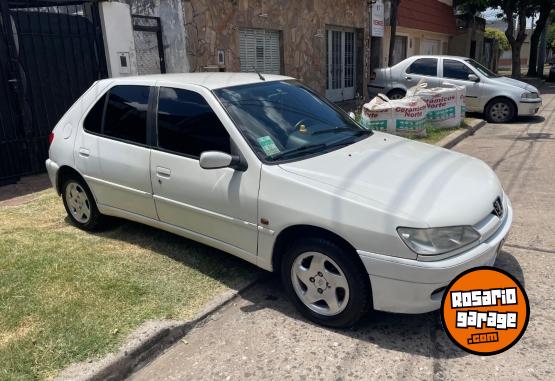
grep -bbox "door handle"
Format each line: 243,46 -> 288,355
78,148 -> 90,158
156,166 -> 171,178
405,76 -> 413,81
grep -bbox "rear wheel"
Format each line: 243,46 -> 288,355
62,177 -> 104,231
281,237 -> 372,328
387,89 -> 406,100
485,98 -> 516,123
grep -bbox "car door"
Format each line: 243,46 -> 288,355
75,84 -> 158,219
401,57 -> 441,89
150,85 -> 260,257
440,58 -> 482,112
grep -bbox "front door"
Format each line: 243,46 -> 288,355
440,58 -> 482,112
150,85 -> 260,257
326,29 -> 356,102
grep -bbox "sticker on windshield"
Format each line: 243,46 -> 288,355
257,136 -> 281,156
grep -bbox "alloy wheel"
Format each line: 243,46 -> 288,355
291,252 -> 350,316
65,182 -> 91,224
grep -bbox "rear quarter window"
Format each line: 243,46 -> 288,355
83,94 -> 106,134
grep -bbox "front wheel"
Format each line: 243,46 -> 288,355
485,98 -> 516,123
281,238 -> 372,328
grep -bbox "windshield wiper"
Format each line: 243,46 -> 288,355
270,143 -> 328,161
312,127 -> 371,136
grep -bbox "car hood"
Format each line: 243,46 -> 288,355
495,76 -> 538,93
279,132 -> 502,227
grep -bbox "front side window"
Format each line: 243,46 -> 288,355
443,59 -> 475,81
103,85 -> 150,145
214,81 -> 371,163
157,87 -> 230,158
407,58 -> 438,77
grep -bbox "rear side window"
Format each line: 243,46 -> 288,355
407,58 -> 438,76
103,85 -> 150,145
83,94 -> 106,134
443,59 -> 475,80
157,87 -> 230,158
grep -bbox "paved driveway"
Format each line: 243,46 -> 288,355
130,86 -> 555,381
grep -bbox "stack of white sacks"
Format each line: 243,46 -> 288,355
361,81 -> 466,137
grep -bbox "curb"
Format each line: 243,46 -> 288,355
55,276 -> 261,381
439,118 -> 487,149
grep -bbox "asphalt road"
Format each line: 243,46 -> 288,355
130,85 -> 555,381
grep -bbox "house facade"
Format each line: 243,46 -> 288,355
180,0 -> 371,102
380,0 -> 458,66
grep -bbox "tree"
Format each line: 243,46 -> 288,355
388,0 -> 401,67
527,1 -> 555,77
490,0 -> 536,78
485,27 -> 511,50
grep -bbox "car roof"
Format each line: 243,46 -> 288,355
406,55 -> 470,61
97,72 -> 295,90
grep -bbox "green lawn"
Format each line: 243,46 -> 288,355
0,191 -> 258,380
414,126 -> 462,145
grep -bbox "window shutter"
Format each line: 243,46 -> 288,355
240,28 -> 280,74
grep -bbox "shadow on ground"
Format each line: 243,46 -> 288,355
64,215 -> 525,362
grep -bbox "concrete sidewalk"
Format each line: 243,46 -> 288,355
129,90 -> 555,380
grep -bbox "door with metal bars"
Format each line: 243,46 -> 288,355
326,28 -> 356,102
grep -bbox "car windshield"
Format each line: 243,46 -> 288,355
465,58 -> 499,78
214,81 -> 371,163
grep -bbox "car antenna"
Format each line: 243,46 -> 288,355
252,66 -> 266,81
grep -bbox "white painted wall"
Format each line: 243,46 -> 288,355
99,1 -> 138,77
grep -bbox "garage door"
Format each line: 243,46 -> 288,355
239,28 -> 281,74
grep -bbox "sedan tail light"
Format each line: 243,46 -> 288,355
48,132 -> 55,146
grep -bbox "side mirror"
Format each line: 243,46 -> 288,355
199,151 -> 247,171
468,74 -> 479,82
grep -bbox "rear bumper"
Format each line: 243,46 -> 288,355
518,99 -> 542,116
45,159 -> 59,193
357,202 -> 513,314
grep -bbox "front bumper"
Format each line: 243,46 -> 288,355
357,202 -> 513,314
518,99 -> 542,116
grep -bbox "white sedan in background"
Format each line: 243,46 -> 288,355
368,55 -> 542,123
46,73 -> 511,327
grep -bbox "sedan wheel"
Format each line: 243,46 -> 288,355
486,99 -> 515,123
291,252 -> 350,316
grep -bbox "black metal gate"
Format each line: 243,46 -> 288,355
0,0 -> 107,185
132,14 -> 166,75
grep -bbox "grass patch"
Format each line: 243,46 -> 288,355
413,126 -> 462,145
0,191 -> 259,380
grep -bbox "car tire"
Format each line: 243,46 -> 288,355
485,98 -> 516,123
387,89 -> 406,100
61,176 -> 105,231
281,237 -> 372,328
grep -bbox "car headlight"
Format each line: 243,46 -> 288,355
397,226 -> 480,256
522,92 -> 539,99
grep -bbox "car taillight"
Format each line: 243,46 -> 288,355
48,132 -> 55,146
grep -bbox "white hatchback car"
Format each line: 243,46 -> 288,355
369,55 -> 542,123
46,73 -> 512,327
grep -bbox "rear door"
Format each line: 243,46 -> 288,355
440,58 -> 482,112
150,84 -> 260,258
75,84 -> 157,219
402,58 -> 441,89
